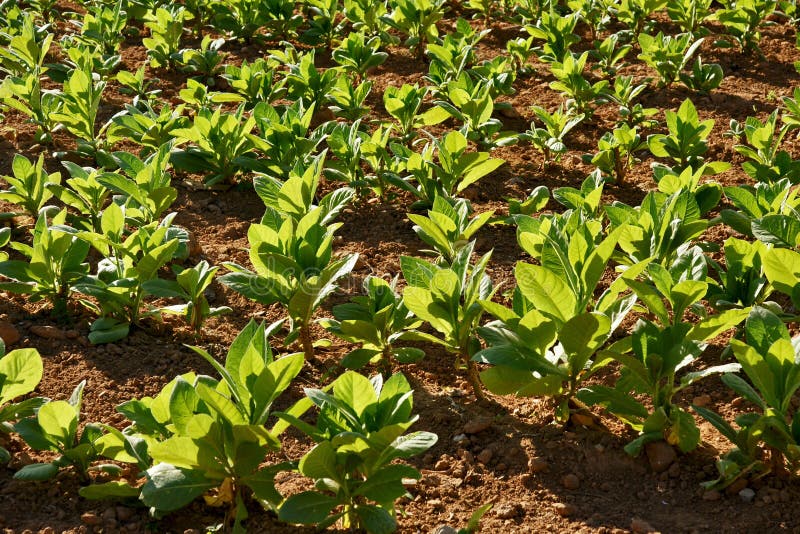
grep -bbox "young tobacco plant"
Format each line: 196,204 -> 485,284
605,189 -> 711,267
695,307 -> 800,487
321,276 -> 425,372
679,57 -> 724,94
0,344 -> 47,464
587,124 -> 647,183
637,33 -> 703,87
277,371 -> 437,533
0,154 -> 60,217
15,380 -> 111,481
647,98 -> 714,171
400,130 -> 505,208
222,58 -> 286,107
549,51 -> 609,116
46,161 -> 112,233
580,264 -> 748,454
107,102 -> 190,156
474,215 -> 639,421
591,33 -> 632,78
705,238 -> 774,313
70,204 -> 180,343
602,75 -> 659,129
720,178 -> 800,246
100,143 -> 178,227
667,0 -> 713,35
50,64 -> 108,159
524,8 -> 580,63
383,83 -> 448,141
170,105 -> 259,186
732,110 -> 799,184
520,104 -> 584,167
332,32 -> 388,82
0,209 -> 90,316
401,243 -> 495,397
714,0 -> 776,55
178,35 -> 227,84
143,6 -> 191,68
381,0 -> 445,57
143,260 -> 231,334
135,321 -> 304,531
408,196 -> 494,264
220,208 -> 358,361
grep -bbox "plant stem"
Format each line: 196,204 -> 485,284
300,324 -> 315,361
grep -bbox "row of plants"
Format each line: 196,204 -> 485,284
1,0 -> 800,531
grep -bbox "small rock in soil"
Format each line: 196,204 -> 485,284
81,512 -> 102,526
0,321 -> 20,346
495,504 -> 517,519
739,488 -> 756,503
562,473 -> 580,490
102,508 -> 116,521
631,518 -> 658,533
528,457 -> 549,473
463,417 -> 493,434
645,441 -> 677,473
554,503 -> 577,517
477,448 -> 493,464
435,458 -> 450,471
702,490 -> 722,501
30,325 -> 66,340
692,394 -> 712,407
431,525 -> 458,534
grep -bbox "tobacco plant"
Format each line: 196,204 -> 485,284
0,209 -> 90,316
408,196 -> 493,264
401,243 -> 495,396
580,266 -> 747,454
695,307 -> 800,486
15,381 -> 109,481
0,345 -> 46,464
637,33 -> 703,87
321,276 -> 425,372
278,371 -> 437,533
0,154 -> 60,217
648,98 -> 713,171
521,104 -> 584,167
220,208 -> 358,361
144,261 -> 231,334
135,321 -> 304,531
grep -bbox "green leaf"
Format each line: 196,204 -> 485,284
79,481 -> 141,500
354,464 -> 419,503
279,491 -> 339,525
0,348 -> 42,404
356,504 -> 397,534
299,441 -> 339,481
141,463 -> 216,512
13,462 -> 59,480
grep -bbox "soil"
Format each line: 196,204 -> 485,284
2,4 -> 800,534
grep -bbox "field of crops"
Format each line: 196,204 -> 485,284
1,0 -> 800,532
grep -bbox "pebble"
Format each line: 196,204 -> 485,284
29,325 -> 66,340
452,433 -> 468,443
667,463 -> 681,478
0,321 -> 20,346
495,504 -> 517,519
80,513 -> 101,526
463,417 -> 493,434
562,473 -> 580,490
65,330 -> 79,339
631,518 -> 657,533
528,457 -> 549,473
431,527 -> 458,534
435,458 -> 450,471
554,503 -> 577,517
645,441 -> 677,473
739,488 -> 756,503
702,490 -> 722,501
692,394 -> 712,407
477,448 -> 493,464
